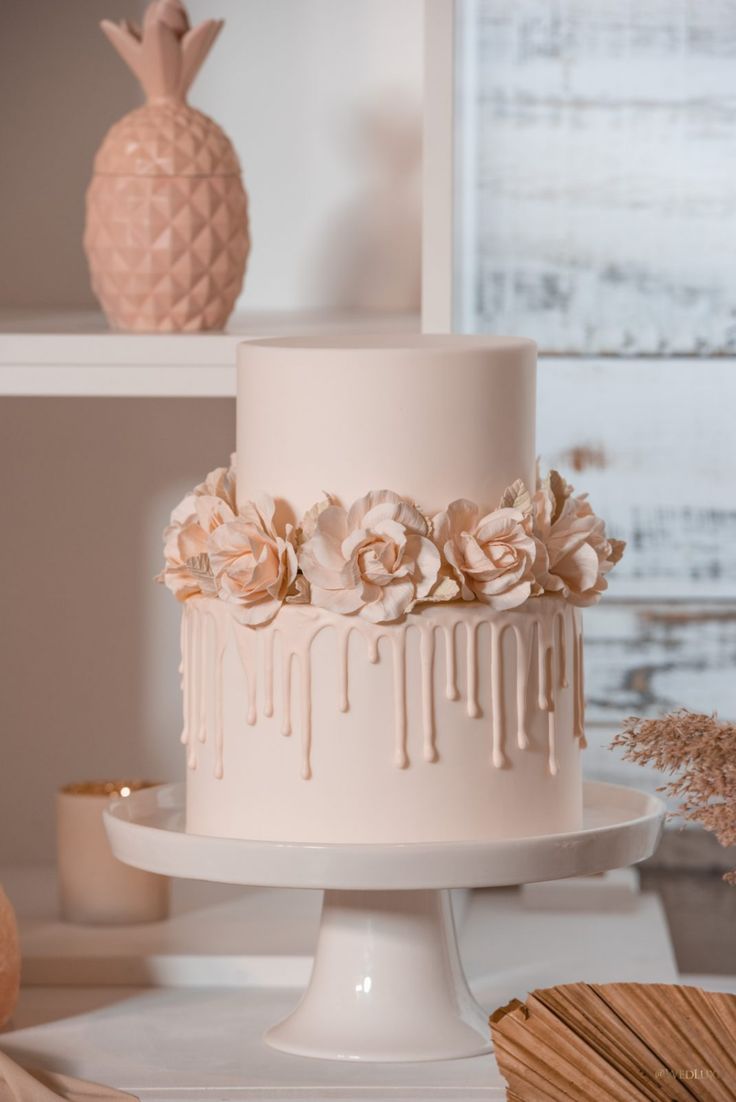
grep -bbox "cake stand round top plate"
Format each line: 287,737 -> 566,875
104,780 -> 664,891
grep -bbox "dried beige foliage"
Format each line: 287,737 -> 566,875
611,710 -> 736,884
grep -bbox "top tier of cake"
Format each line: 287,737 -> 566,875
236,334 -> 536,519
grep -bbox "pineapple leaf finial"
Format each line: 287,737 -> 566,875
100,0 -> 223,103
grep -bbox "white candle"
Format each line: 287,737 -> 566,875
57,781 -> 169,925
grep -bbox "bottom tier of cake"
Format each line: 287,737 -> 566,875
181,595 -> 584,843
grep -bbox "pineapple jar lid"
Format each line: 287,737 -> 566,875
94,103 -> 241,177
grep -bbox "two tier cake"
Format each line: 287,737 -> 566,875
160,335 -> 624,844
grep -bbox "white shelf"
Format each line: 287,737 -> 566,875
0,310 -> 419,398
7,865 -> 318,989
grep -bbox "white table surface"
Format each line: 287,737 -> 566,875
1,874 -> 678,1100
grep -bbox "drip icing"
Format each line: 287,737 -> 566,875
182,598 -> 584,785
548,710 -> 558,775
180,606 -> 194,763
180,603 -> 227,778
179,609 -> 188,746
185,607 -> 198,768
213,611 -> 228,779
556,611 -> 568,688
420,627 -> 437,763
572,621 -> 585,742
536,620 -> 551,711
281,646 -> 293,736
466,621 -> 480,719
264,630 -> 275,718
234,625 -> 258,726
513,624 -> 530,750
299,648 -> 312,779
490,624 -> 507,768
544,647 -> 554,712
337,627 -> 350,713
202,609 -> 227,779
443,623 -> 458,701
367,635 -> 380,664
197,606 -> 208,744
392,627 -> 409,768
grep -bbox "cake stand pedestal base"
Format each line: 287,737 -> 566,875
266,889 -> 489,1061
104,780 -> 664,1064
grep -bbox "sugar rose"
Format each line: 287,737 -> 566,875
208,496 -> 297,625
433,498 -> 536,610
533,471 -> 625,606
159,462 -> 236,600
299,490 -> 441,623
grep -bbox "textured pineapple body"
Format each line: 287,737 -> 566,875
85,102 -> 249,332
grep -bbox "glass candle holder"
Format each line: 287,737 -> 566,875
57,780 -> 170,925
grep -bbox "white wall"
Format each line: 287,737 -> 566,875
187,0 -> 423,312
0,397 -> 235,865
457,0 -> 736,353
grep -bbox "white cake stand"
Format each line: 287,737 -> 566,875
104,780 -> 664,1063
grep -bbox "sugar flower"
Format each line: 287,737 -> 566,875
532,470 -> 625,606
208,496 -> 297,626
159,462 -> 236,600
433,487 -> 536,610
299,490 -> 441,623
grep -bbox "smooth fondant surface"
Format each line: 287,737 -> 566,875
184,333 -> 587,846
183,596 -> 583,843
236,334 -> 536,520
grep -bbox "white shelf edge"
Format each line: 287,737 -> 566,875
2,308 -> 734,398
0,310 -> 420,397
0,364 -> 238,398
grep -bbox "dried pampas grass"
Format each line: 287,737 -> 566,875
610,710 -> 736,884
491,982 -> 736,1101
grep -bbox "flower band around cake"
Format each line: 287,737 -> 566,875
159,460 -> 625,625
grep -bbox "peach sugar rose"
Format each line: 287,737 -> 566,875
532,471 -> 625,606
299,490 -> 441,623
160,461 -> 626,619
432,491 -> 536,611
208,495 -> 298,626
160,462 -> 236,600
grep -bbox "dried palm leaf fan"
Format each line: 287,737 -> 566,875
490,983 -> 736,1101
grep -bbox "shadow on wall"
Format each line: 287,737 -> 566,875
0,397 -> 234,865
0,0 -> 145,309
316,92 -> 422,314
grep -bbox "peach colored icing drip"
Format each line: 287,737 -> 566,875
180,604 -> 228,778
443,623 -> 459,702
571,621 -> 586,748
181,601 -> 585,782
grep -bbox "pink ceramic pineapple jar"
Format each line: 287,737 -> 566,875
84,0 -> 250,332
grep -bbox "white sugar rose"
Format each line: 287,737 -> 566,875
433,497 -> 536,610
299,490 -> 441,623
532,471 -> 625,606
159,462 -> 236,600
208,496 -> 298,626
